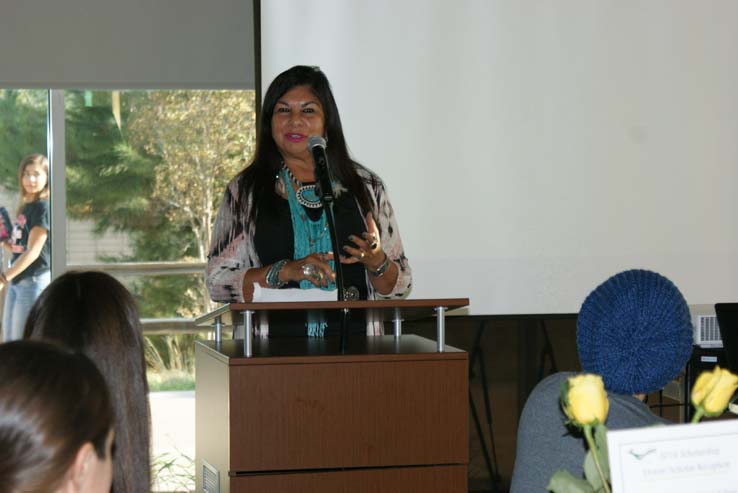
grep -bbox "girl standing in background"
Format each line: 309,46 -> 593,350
1,153 -> 50,341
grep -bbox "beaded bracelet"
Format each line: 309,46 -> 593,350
368,254 -> 391,278
265,259 -> 288,288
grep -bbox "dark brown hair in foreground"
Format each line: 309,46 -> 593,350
24,270 -> 151,493
0,339 -> 112,492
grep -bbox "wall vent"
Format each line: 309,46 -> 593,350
694,314 -> 722,348
203,460 -> 220,493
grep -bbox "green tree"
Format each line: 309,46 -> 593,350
0,90 -> 47,193
127,91 -> 256,313
65,91 -> 157,234
128,91 -> 256,262
64,89 -> 256,317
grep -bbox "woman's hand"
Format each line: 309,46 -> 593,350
341,213 -> 386,272
282,252 -> 336,288
342,212 -> 399,295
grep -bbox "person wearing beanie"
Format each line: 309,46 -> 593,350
510,269 -> 694,492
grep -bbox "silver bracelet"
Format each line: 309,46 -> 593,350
265,260 -> 288,288
368,254 -> 391,278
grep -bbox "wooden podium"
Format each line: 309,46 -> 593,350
195,299 -> 469,493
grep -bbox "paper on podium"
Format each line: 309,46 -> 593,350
251,283 -> 338,302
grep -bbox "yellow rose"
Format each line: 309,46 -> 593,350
691,368 -> 719,407
691,366 -> 738,417
563,374 -> 609,426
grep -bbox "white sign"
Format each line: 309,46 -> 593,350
607,419 -> 738,493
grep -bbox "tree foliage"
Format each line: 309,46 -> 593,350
65,91 -> 158,233
128,91 -> 256,261
0,90 -> 47,192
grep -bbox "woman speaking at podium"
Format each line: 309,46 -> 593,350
206,65 -> 411,336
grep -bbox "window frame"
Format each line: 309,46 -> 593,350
47,89 -> 220,332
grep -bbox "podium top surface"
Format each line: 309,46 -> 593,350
195,298 -> 469,327
197,335 -> 466,365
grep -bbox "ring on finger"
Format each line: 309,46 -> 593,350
302,263 -> 318,279
369,240 -> 378,250
359,251 -> 365,260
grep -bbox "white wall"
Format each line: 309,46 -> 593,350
262,0 -> 738,315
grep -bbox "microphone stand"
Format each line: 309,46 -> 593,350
310,142 -> 350,353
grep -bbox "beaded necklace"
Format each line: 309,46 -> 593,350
282,166 -> 332,252
282,167 -> 335,336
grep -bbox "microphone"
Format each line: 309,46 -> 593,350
308,136 -> 335,202
307,135 -> 349,313
308,134 -> 326,151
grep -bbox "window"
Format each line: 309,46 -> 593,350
63,88 -> 256,491
64,89 -> 256,314
1,87 -> 256,491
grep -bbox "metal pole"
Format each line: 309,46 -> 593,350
435,306 -> 446,352
48,90 -> 67,279
214,315 -> 222,344
393,307 -> 402,338
243,310 -> 254,357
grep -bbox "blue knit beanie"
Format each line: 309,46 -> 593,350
577,269 -> 694,395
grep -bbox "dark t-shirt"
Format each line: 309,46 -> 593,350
9,200 -> 50,284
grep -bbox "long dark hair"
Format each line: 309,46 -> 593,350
23,271 -> 151,493
240,65 -> 377,222
0,340 -> 113,492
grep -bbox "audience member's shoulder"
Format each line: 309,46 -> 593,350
528,372 -> 575,402
519,371 -> 575,425
606,392 -> 670,429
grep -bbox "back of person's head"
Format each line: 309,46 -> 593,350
23,271 -> 151,493
577,269 -> 694,395
0,340 -> 113,493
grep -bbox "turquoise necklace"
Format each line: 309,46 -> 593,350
282,167 -> 335,336
284,166 -> 322,208
282,166 -> 332,253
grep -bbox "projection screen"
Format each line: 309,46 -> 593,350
261,0 -> 738,315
